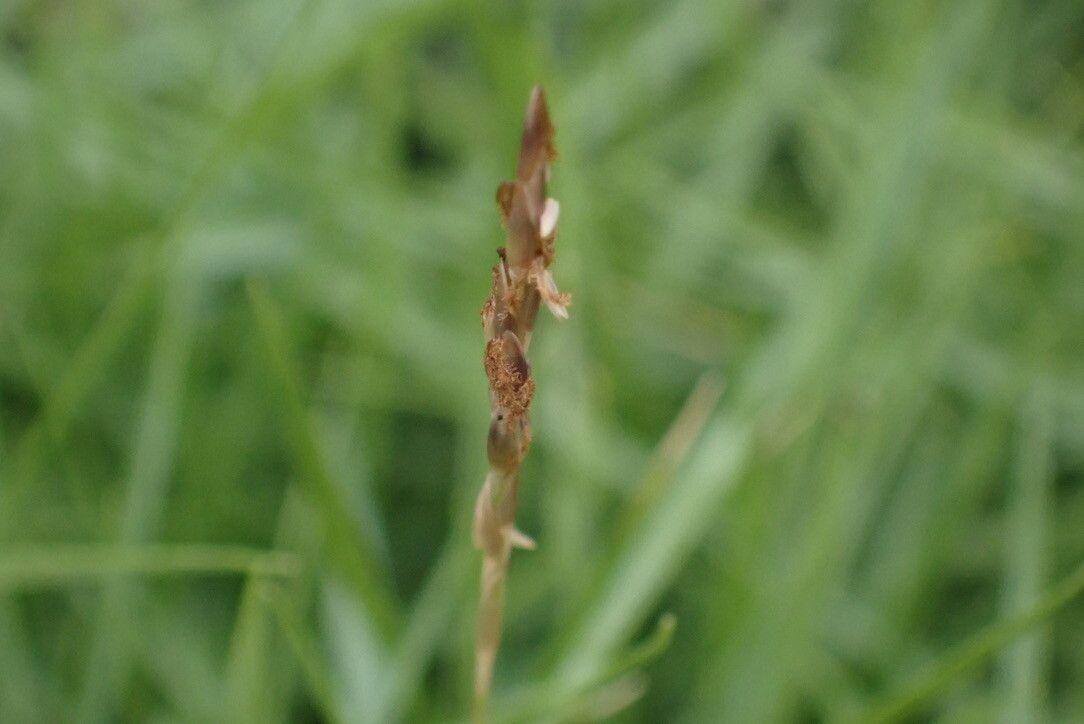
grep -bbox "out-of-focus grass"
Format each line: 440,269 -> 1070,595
1,0 -> 1082,721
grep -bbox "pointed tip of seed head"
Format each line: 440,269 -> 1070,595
517,85 -> 556,181
526,85 -> 548,127
524,86 -> 554,156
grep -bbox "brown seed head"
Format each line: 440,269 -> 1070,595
484,331 -> 534,420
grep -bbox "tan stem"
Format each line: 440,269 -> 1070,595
473,85 -> 563,721
473,546 -> 511,722
472,467 -> 517,721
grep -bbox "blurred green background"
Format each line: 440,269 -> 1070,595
1,0 -> 1083,721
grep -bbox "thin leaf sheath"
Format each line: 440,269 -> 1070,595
472,86 -> 568,718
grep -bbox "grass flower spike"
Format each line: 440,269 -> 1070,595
472,85 -> 567,719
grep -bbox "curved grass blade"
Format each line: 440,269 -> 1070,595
864,558 -> 1084,724
0,545 -> 302,591
247,279 -> 400,640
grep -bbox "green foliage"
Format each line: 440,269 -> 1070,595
1,0 -> 1082,721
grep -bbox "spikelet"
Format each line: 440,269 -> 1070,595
472,86 -> 568,721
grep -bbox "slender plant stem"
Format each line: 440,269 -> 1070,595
474,547 -> 511,720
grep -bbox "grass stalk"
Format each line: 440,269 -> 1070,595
472,85 -> 568,721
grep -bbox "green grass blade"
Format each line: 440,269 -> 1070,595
272,593 -> 347,724
998,390 -> 1054,723
553,412 -> 751,693
0,545 -> 301,591
77,266 -> 200,723
225,577 -> 278,724
496,613 -> 677,723
246,279 -> 400,641
865,558 -> 1084,723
